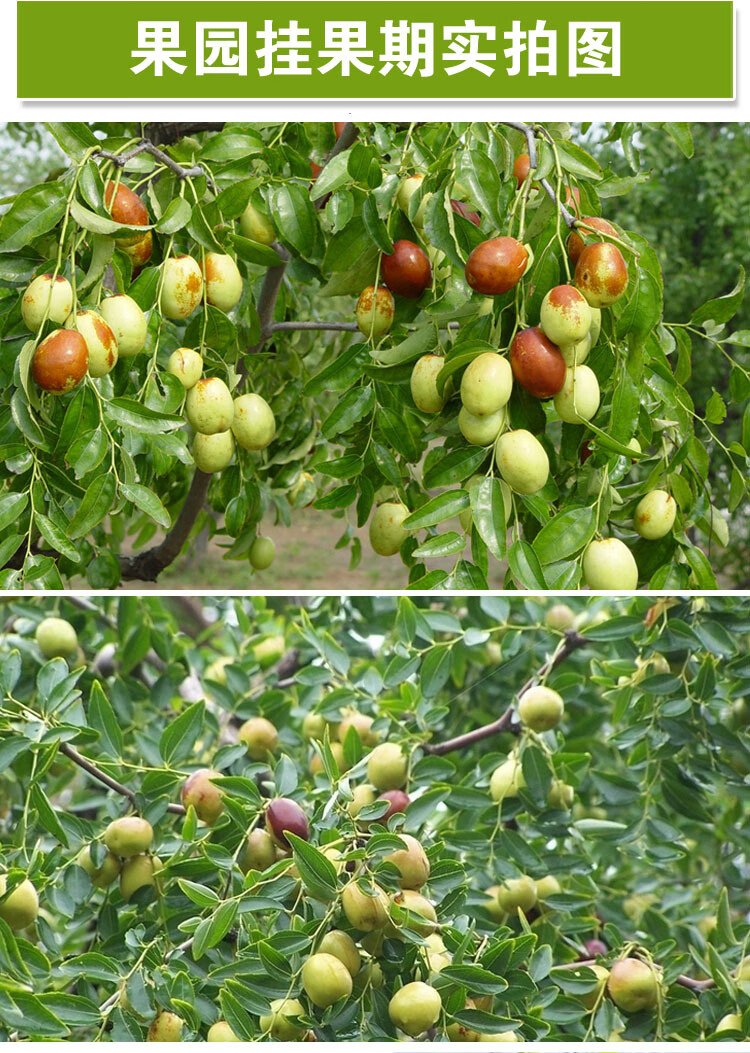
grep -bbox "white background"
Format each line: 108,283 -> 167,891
1,0 -> 748,121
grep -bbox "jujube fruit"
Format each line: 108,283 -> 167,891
202,253 -> 243,313
259,998 -> 305,1040
388,981 -> 441,1037
104,816 -> 154,857
105,180 -> 149,244
240,201 -> 275,245
76,846 -> 121,888
124,230 -> 153,269
517,685 -> 564,731
547,780 -> 574,809
567,217 -> 619,266
607,958 -> 659,1013
231,393 -> 275,451
377,789 -> 411,821
36,616 -> 78,658
0,875 -> 39,930
578,964 -> 610,1010
458,405 -> 506,446
239,716 -> 279,760
385,834 -> 430,890
193,431 -> 234,473
544,604 -> 575,630
207,1021 -> 241,1042
302,952 -> 353,1007
367,742 -> 408,790
369,503 -> 409,557
554,365 -> 601,423
583,538 -> 638,590
266,797 -> 309,847
356,285 -> 394,339
394,889 -> 437,934
168,348 -> 203,389
181,768 -> 224,825
160,255 -> 204,319
381,240 -> 432,299
32,329 -> 88,394
559,333 -> 592,367
496,875 -> 537,913
539,285 -> 592,346
338,711 -> 379,746
186,377 -> 234,435
450,199 -> 480,226
341,881 -> 389,931
465,237 -> 528,296
513,153 -> 531,187
535,874 -> 562,902
22,274 -> 73,330
250,536 -> 276,570
147,1010 -> 183,1042
240,829 -> 277,873
716,1013 -> 744,1035
495,430 -> 549,495
396,175 -> 427,223
510,327 -> 566,398
633,490 -> 676,540
318,930 -> 361,977
99,294 -> 147,357
575,242 -> 628,307
64,309 -> 118,378
490,756 -> 525,800
410,354 -> 447,413
460,352 -> 513,416
119,855 -> 163,901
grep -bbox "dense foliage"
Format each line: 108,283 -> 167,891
1,595 -> 750,1041
0,121 -> 747,590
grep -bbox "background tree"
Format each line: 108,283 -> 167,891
1,595 -> 750,1041
0,121 -> 747,590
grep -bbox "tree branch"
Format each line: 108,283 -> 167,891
60,743 -> 186,816
424,631 -> 589,756
118,470 -> 212,582
96,141 -> 208,182
502,121 -> 577,229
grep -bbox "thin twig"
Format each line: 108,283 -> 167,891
96,142 -> 207,182
60,743 -> 186,816
424,631 -> 589,756
502,121 -> 577,229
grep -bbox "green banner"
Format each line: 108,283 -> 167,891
18,2 -> 733,100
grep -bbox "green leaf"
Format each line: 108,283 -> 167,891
155,197 -> 192,234
286,834 -> 339,902
34,513 -> 81,562
160,702 -> 206,766
45,122 -> 98,161
0,182 -> 67,252
508,540 -> 548,589
230,234 -> 281,267
362,195 -> 393,254
412,532 -> 466,559
532,507 -> 597,564
691,267 -> 745,326
119,483 -> 171,529
271,183 -> 318,256
662,122 -> 694,158
0,492 -> 29,533
67,473 -> 116,540
403,490 -> 469,530
321,386 -> 374,439
471,478 -> 508,560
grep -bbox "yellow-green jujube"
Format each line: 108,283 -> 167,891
495,430 -> 549,495
65,309 -> 119,378
318,930 -> 361,977
385,834 -> 430,890
231,393 -> 276,451
259,998 -> 305,1040
167,348 -> 203,389
250,536 -> 276,571
460,353 -> 513,416
119,855 -> 163,901
539,284 -> 592,346
388,981 -> 442,1037
0,875 -> 39,930
607,958 -> 659,1014
193,430 -> 235,473
517,685 -> 564,731
559,332 -> 592,366
36,616 -> 78,659
207,1021 -> 241,1042
104,816 -> 154,857
367,742 -> 408,790
240,201 -> 276,245
22,274 -> 73,330
202,253 -> 243,312
341,881 -> 390,931
554,365 -> 600,423
302,952 -> 354,1007
496,875 -> 537,914
160,255 -> 204,320
410,354 -> 447,414
76,846 -> 121,888
186,378 -> 235,436
369,503 -> 409,557
489,756 -> 525,801
99,294 -> 147,357
239,716 -> 279,760
458,405 -> 507,446
633,490 -> 677,540
583,538 -> 638,591
147,1010 -> 183,1042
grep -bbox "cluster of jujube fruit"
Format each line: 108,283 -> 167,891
18,176 -> 280,571
355,164 -> 678,589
